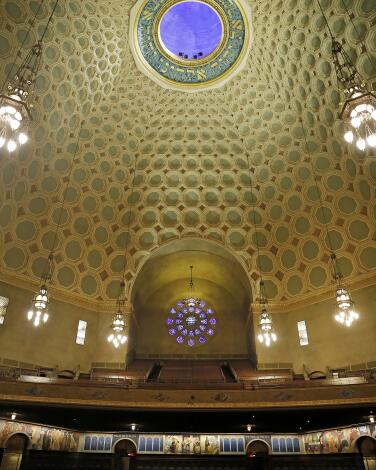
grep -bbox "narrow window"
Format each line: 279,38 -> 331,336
76,320 -> 87,345
0,296 -> 9,325
297,320 -> 309,346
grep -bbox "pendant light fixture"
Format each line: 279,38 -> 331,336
233,118 -> 277,347
0,0 -> 60,153
27,121 -> 82,327
107,155 -> 138,348
299,118 -> 360,328
317,0 -> 376,151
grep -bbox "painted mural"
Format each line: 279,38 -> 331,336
163,435 -> 219,454
1,419 -> 374,456
0,420 -> 79,451
303,424 -> 375,454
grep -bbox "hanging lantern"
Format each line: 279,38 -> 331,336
334,284 -> 359,327
27,284 -> 49,327
257,307 -> 277,347
107,311 -> 128,348
331,40 -> 376,151
256,281 -> 277,347
0,42 -> 42,153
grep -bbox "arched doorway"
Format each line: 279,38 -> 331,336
246,440 -> 270,456
1,433 -> 29,470
357,436 -> 376,470
114,439 -> 137,470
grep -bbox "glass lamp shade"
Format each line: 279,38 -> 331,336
257,308 -> 277,347
107,312 -> 127,348
0,94 -> 30,153
334,285 -> 359,327
27,285 -> 49,327
340,89 -> 376,151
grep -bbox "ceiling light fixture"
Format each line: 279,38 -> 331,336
27,122 -> 83,327
107,280 -> 128,349
332,254 -> 359,327
317,0 -> 376,152
257,281 -> 277,347
107,155 -> 138,348
0,0 -> 60,154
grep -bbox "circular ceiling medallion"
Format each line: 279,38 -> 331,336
130,0 -> 252,91
166,297 -> 217,347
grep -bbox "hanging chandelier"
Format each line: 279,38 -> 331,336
0,43 -> 41,152
27,254 -> 52,327
332,40 -> 376,151
27,284 -> 49,327
0,0 -> 59,153
107,312 -> 128,348
332,254 -> 359,327
108,281 -> 128,348
317,0 -> 376,151
256,281 -> 277,347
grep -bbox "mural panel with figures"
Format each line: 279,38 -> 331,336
1,420 -> 374,456
0,420 -> 79,451
163,435 -> 219,454
303,425 -> 376,454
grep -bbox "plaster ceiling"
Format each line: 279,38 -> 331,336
0,0 -> 375,309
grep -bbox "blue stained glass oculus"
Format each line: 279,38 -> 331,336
167,297 -> 217,346
159,1 -> 223,60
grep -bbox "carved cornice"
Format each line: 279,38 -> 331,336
0,379 -> 375,410
1,267 -> 375,315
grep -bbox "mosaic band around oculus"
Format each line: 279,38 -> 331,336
154,0 -> 228,68
131,0 -> 252,90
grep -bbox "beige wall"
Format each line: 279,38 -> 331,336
0,280 -> 375,373
255,284 -> 376,373
135,279 -> 250,357
0,281 -> 127,372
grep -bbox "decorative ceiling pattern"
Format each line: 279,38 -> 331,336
0,0 -> 375,307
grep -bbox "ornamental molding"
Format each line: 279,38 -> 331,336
129,0 -> 253,91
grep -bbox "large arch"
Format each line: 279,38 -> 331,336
130,238 -> 255,360
246,439 -> 271,456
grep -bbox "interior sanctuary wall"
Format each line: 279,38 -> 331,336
255,284 -> 376,374
0,281 -> 127,372
0,279 -> 375,373
135,279 -> 250,357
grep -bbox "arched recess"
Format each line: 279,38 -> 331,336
130,238 -> 255,361
246,439 -> 270,456
113,438 -> 137,456
4,433 -> 30,452
1,433 -> 30,470
356,436 -> 376,470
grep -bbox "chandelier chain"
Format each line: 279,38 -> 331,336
41,121 -> 83,283
316,0 -> 334,40
0,0 -> 44,94
118,154 -> 138,301
340,0 -> 376,77
230,114 -> 265,292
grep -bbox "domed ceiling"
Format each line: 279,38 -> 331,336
0,0 -> 375,310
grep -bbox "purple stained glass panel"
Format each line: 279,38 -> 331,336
167,297 -> 217,347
